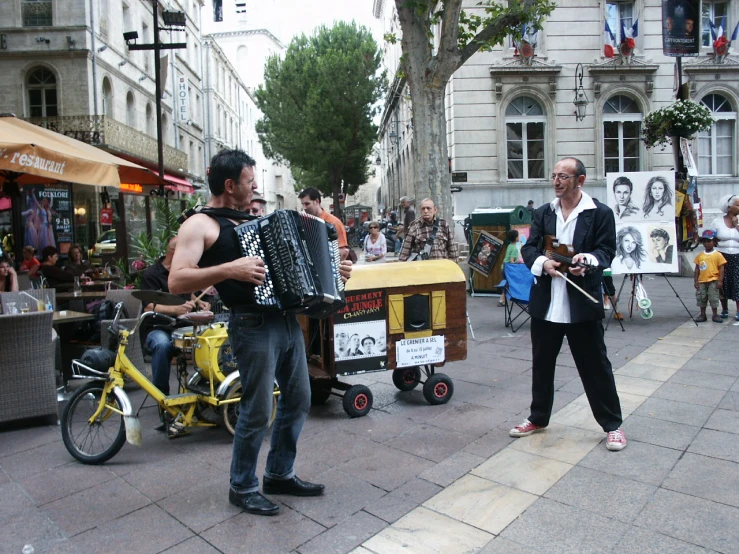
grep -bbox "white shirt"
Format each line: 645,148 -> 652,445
711,216 -> 739,255
531,192 -> 599,324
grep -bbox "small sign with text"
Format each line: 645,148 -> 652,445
396,335 -> 445,368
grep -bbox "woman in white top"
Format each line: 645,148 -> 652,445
363,222 -> 387,263
711,194 -> 739,320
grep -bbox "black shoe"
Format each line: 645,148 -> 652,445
262,476 -> 325,497
228,489 -> 279,516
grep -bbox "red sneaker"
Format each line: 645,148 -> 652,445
509,419 -> 546,438
606,428 -> 627,451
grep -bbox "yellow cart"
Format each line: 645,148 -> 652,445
300,260 -> 468,417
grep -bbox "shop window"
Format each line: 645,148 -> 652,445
27,68 -> 58,117
697,93 -> 736,175
603,94 -> 642,173
505,96 -> 545,180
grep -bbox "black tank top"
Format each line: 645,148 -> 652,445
197,214 -> 257,308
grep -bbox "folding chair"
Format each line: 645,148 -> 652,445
496,263 -> 534,333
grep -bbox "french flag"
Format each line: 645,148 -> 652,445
604,21 -> 616,58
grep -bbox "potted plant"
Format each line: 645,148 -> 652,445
641,99 -> 714,150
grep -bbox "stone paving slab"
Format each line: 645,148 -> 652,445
2,276 -> 738,554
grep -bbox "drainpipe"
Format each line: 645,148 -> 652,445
89,0 -> 99,116
204,40 -> 213,163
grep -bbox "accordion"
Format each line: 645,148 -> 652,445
234,210 -> 346,318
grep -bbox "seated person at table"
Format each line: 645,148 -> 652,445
140,237 -> 210,397
0,256 -> 19,292
64,243 -> 93,277
20,246 -> 41,277
38,246 -> 75,288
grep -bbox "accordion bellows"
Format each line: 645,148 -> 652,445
235,210 -> 346,318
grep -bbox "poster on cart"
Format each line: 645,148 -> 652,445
333,290 -> 387,376
606,171 -> 678,275
396,335 -> 446,368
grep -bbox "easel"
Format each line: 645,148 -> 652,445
612,273 -> 697,326
604,286 -> 625,332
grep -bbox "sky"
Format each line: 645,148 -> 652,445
267,0 -> 382,44
206,0 -> 383,46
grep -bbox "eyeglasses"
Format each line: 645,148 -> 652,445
551,173 -> 577,181
249,208 -> 261,215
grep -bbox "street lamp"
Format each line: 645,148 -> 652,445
573,63 -> 588,122
124,1 -> 186,196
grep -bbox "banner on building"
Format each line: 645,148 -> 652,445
662,0 -> 701,57
177,75 -> 189,121
21,184 -> 73,255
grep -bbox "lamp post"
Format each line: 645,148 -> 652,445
124,1 -> 186,195
573,63 -> 588,122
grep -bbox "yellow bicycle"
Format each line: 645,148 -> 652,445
60,291 -> 279,464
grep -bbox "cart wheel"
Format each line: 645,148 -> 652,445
392,367 -> 421,391
311,381 -> 333,405
342,385 -> 373,418
423,373 -> 454,405
638,298 -> 651,309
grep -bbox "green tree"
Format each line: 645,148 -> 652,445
255,21 -> 385,215
387,0 -> 555,220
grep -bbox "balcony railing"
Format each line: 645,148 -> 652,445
25,115 -> 188,172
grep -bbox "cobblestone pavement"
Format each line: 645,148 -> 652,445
1,275 -> 737,554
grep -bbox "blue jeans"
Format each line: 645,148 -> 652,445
229,311 -> 311,494
146,329 -> 174,395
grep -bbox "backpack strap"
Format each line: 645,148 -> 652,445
178,205 -> 256,224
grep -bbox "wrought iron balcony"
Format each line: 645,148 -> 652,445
25,115 -> 188,173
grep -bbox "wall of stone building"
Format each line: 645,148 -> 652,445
376,0 -> 739,220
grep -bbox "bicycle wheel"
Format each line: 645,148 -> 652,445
222,380 -> 278,436
61,381 -> 127,464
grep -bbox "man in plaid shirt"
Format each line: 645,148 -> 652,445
398,198 -> 457,261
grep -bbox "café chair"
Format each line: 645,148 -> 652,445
0,311 -> 57,424
495,262 -> 534,333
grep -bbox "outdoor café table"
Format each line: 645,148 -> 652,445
56,290 -> 107,312
53,310 -> 95,382
56,291 -> 107,301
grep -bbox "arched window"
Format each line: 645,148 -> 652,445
603,94 -> 642,173
505,96 -> 545,180
27,68 -> 58,117
145,103 -> 154,136
697,93 -> 736,175
102,77 -> 113,118
126,91 -> 135,128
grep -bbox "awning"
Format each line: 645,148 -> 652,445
163,173 -> 194,194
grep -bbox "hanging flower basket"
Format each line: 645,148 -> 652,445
641,100 -> 714,149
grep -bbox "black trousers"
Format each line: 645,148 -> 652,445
530,318 -> 622,432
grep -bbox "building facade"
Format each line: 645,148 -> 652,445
0,0 -> 206,261
374,0 -> 739,232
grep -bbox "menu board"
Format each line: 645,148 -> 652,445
21,183 -> 73,255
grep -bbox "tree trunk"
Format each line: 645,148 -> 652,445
409,83 -> 452,222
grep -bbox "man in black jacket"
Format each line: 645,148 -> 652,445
511,157 -> 626,452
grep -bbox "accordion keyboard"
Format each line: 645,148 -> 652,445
235,223 -> 279,308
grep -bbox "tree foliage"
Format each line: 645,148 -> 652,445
387,0 -> 556,220
255,22 -> 386,212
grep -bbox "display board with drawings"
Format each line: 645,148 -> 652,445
606,171 -> 679,275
